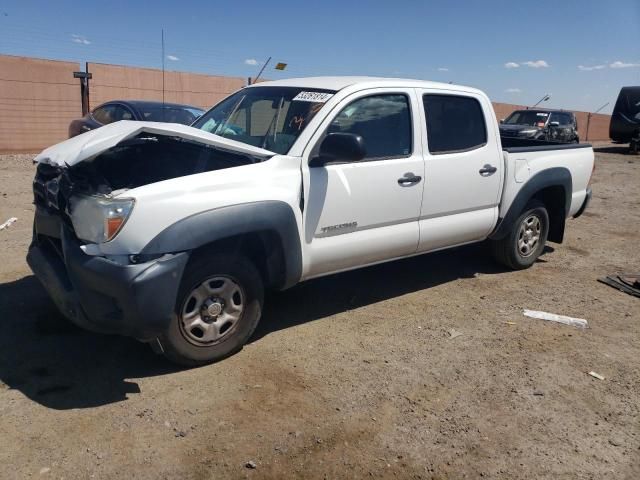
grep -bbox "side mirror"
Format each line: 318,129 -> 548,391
499,119 -> 504,124
550,121 -> 560,127
310,133 -> 366,167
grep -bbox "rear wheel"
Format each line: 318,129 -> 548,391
491,200 -> 549,270
157,253 -> 264,366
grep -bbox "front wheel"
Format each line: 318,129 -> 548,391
157,253 -> 264,366
491,200 -> 549,270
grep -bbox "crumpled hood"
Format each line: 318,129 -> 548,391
34,120 -> 275,167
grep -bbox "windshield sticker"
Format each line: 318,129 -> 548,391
293,91 -> 334,103
536,113 -> 549,116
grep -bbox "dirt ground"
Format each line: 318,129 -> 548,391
0,147 -> 638,479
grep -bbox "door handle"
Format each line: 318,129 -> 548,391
479,164 -> 497,176
397,173 -> 422,186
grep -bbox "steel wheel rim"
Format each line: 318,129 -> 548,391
517,214 -> 541,257
179,275 -> 245,346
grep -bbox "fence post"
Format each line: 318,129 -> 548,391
73,64 -> 92,116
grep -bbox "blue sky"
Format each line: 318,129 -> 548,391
1,0 -> 638,113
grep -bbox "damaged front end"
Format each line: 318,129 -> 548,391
28,122 -> 273,340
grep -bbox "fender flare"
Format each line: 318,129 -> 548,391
490,167 -> 572,241
140,200 -> 302,289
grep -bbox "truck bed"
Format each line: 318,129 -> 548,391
501,136 -> 592,152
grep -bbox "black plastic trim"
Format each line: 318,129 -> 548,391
141,200 -> 302,289
490,167 -> 572,241
27,226 -> 189,340
573,188 -> 592,219
502,143 -> 592,153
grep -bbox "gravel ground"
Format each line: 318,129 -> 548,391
0,147 -> 638,479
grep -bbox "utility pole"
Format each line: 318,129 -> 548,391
585,102 -> 609,142
73,63 -> 92,116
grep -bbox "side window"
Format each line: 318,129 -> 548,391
423,94 -> 487,154
560,113 -> 573,126
549,112 -> 560,124
327,94 -> 412,159
111,105 -> 134,121
92,105 -> 115,124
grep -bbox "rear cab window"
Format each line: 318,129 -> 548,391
422,94 -> 487,154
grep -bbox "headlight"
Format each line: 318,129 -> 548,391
518,129 -> 537,137
69,196 -> 135,243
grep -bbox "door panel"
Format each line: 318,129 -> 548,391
301,89 -> 425,278
417,90 -> 502,252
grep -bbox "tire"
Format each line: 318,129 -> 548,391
630,136 -> 639,155
157,253 -> 264,366
491,200 -> 549,270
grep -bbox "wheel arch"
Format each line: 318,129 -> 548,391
490,167 -> 572,243
141,201 -> 302,290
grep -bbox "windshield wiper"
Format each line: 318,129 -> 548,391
216,95 -> 246,136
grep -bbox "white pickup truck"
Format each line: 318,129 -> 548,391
28,77 -> 594,365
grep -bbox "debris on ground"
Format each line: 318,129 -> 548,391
598,273 -> 640,298
245,460 -> 257,469
0,217 -> 17,231
503,321 -> 517,325
588,371 -> 605,380
447,328 -> 463,339
523,309 -> 588,329
609,438 -> 623,447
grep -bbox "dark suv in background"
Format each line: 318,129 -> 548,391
610,86 -> 640,154
499,109 -> 579,143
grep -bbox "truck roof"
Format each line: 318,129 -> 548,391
250,76 -> 484,95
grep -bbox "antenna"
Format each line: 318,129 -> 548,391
161,29 -> 165,120
252,57 -> 272,84
585,102 -> 610,141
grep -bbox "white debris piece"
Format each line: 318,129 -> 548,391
447,328 -> 464,339
588,371 -> 605,380
523,309 -> 588,329
0,217 -> 17,231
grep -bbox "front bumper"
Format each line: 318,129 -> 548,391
573,187 -> 592,219
27,224 -> 189,341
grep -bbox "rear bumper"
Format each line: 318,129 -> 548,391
27,225 -> 188,341
573,188 -> 592,219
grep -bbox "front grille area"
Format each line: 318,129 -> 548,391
33,163 -> 63,212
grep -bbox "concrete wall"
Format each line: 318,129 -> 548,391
88,63 -> 245,111
0,55 -> 81,153
0,53 -> 613,153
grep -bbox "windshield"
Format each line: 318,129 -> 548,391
503,110 -> 549,127
141,105 -> 205,124
192,86 -> 336,154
